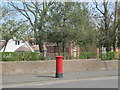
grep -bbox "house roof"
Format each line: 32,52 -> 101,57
31,45 -> 39,51
46,43 -> 57,46
0,40 -> 5,50
0,40 -> 5,45
15,45 -> 32,52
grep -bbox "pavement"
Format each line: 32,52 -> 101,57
10,77 -> 118,88
0,70 -> 119,88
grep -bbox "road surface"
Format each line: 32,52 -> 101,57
4,76 -> 118,88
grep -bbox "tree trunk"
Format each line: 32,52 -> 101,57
117,4 -> 120,49
83,44 -> 88,52
57,42 -> 60,56
38,40 -> 44,52
106,45 -> 111,52
37,38 -> 45,60
113,42 -> 116,51
113,0 -> 119,52
62,42 -> 65,57
103,0 -> 111,52
3,40 -> 9,52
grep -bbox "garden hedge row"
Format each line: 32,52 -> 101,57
1,52 -> 44,61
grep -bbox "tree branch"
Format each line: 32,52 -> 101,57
23,2 -> 36,16
93,0 -> 104,15
10,3 -> 29,19
22,2 -> 34,26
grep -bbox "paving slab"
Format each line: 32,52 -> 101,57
1,70 -> 118,86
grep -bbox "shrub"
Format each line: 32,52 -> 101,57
2,57 -> 16,61
99,51 -> 118,60
1,52 -> 44,61
2,52 -> 16,61
79,52 -> 95,59
60,53 -> 71,59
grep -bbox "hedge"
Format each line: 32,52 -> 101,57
79,52 -> 95,59
99,51 -> 118,60
1,52 -> 44,61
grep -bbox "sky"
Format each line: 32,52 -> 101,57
0,0 -> 118,24
0,0 -> 118,2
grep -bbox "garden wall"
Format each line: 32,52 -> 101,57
0,59 -> 119,75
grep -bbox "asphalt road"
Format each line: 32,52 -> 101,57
4,76 -> 118,88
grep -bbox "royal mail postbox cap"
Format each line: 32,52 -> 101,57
55,56 -> 64,58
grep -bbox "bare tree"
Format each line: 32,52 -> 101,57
93,0 -> 119,52
9,1 -> 53,54
112,0 -> 119,51
117,1 -> 120,49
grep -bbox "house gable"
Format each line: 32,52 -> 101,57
15,45 -> 32,52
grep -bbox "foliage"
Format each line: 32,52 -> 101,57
0,19 -> 30,52
60,53 -> 71,59
1,3 -> 16,21
47,3 -> 74,43
79,52 -> 95,59
47,2 -> 96,55
9,1 -> 54,53
1,20 -> 29,40
99,51 -> 118,60
1,1 -> 119,59
92,1 -> 119,52
1,52 -> 44,61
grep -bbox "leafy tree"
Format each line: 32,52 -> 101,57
92,0 -> 119,52
117,1 -> 120,48
1,20 -> 29,52
46,2 -> 75,55
47,2 -> 96,57
9,1 -> 54,54
68,2 -> 97,52
0,4 -> 30,52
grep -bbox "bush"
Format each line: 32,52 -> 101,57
99,51 -> 118,60
2,57 -> 16,61
79,52 -> 95,59
1,52 -> 44,61
60,53 -> 71,59
2,52 -> 16,61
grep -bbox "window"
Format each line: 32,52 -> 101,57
18,41 -> 20,45
15,40 -> 20,45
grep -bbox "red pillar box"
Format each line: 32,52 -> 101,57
55,56 -> 64,78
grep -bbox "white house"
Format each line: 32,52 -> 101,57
0,39 -> 34,52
